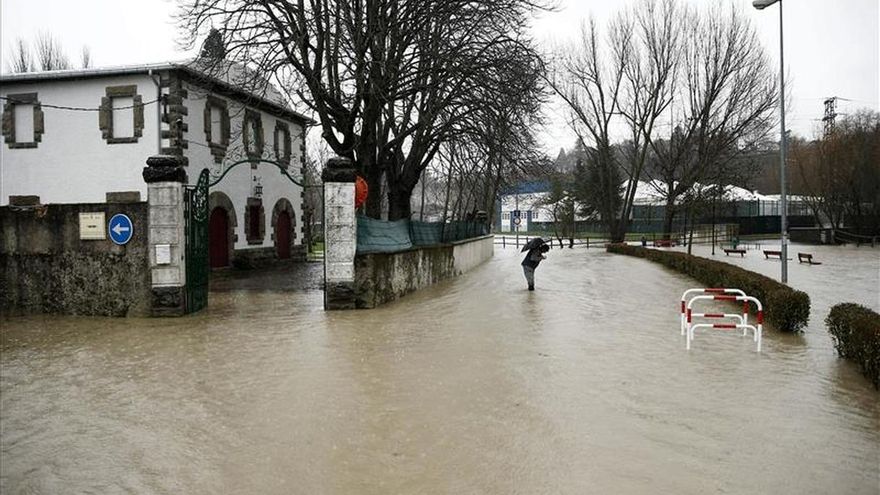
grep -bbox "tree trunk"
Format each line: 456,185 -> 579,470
608,217 -> 625,243
687,204 -> 695,255
387,184 -> 412,221
662,198 -> 677,240
364,163 -> 383,219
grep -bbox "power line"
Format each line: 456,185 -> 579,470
0,94 -> 161,111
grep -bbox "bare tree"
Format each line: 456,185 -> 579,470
179,0 -> 548,220
616,0 -> 680,238
550,16 -> 627,241
34,31 -> 71,71
832,110 -> 880,234
5,34 -> 92,72
304,136 -> 332,249
80,45 -> 91,69
644,2 -> 777,238
551,0 -> 678,242
6,38 -> 33,73
792,110 -> 880,235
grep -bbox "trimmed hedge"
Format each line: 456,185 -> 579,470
606,244 -> 810,332
826,303 -> 880,389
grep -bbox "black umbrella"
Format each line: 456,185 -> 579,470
521,237 -> 546,252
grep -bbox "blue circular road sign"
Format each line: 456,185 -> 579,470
108,213 -> 134,245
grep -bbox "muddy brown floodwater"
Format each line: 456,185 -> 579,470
1,247 -> 878,494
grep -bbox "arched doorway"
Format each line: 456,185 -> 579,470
209,207 -> 230,268
275,210 -> 291,259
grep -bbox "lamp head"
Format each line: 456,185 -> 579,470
753,0 -> 780,10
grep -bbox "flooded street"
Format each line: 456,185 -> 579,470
1,247 -> 878,494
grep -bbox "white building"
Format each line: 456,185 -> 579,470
1,60 -> 311,267
498,187 -> 592,233
498,192 -> 552,232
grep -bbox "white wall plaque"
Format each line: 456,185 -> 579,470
155,244 -> 172,265
79,212 -> 106,240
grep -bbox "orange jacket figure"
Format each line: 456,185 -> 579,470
355,176 -> 369,209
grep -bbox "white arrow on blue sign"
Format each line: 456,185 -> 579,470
108,213 -> 134,245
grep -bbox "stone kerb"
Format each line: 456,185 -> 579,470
322,157 -> 358,310
143,155 -> 188,316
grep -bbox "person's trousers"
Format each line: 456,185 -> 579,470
522,266 -> 535,288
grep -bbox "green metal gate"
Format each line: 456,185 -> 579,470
183,160 -> 304,314
184,169 -> 210,313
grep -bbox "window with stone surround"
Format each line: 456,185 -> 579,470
273,121 -> 292,166
1,93 -> 44,149
242,109 -> 264,163
244,197 -> 265,244
203,95 -> 230,163
98,85 -> 144,144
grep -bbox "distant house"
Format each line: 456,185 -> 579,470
497,181 -> 592,232
1,60 -> 312,266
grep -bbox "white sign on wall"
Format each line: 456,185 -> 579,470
155,244 -> 172,265
79,212 -> 106,240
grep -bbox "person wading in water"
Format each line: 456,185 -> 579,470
521,242 -> 549,291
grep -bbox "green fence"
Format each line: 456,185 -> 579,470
357,217 -> 489,254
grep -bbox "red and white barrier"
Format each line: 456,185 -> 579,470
680,288 -> 747,335
685,294 -> 763,352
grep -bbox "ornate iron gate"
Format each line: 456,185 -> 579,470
185,169 -> 210,313
183,160 -> 304,314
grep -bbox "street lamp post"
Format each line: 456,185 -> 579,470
753,0 -> 788,284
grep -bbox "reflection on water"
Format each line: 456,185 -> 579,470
1,247 -> 878,494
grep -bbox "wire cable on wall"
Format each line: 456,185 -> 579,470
0,94 -> 162,111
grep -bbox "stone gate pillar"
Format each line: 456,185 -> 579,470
143,155 -> 188,316
322,157 -> 357,310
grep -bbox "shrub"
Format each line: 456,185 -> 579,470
826,303 -> 880,389
606,243 -> 811,332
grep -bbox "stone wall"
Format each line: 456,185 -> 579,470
354,235 -> 494,309
453,235 -> 495,274
1,201 -> 151,316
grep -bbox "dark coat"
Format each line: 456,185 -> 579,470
521,249 -> 545,269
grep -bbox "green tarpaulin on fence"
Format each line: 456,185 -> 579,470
410,221 -> 443,246
356,216 -> 413,254
356,216 -> 489,254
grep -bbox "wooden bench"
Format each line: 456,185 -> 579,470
654,239 -> 676,247
724,248 -> 746,257
798,252 -> 822,265
763,250 -> 782,259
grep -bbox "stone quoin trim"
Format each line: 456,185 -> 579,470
159,73 -> 189,165
244,196 -> 265,245
273,120 -> 292,167
98,85 -> 144,144
242,108 -> 264,166
2,92 -> 44,149
203,95 -> 230,163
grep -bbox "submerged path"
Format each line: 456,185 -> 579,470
1,248 -> 877,494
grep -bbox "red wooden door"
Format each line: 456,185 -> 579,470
275,211 -> 291,259
209,208 -> 229,268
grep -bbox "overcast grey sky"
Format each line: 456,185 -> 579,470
2,0 -> 877,154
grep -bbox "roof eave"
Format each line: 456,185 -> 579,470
0,63 -> 316,126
